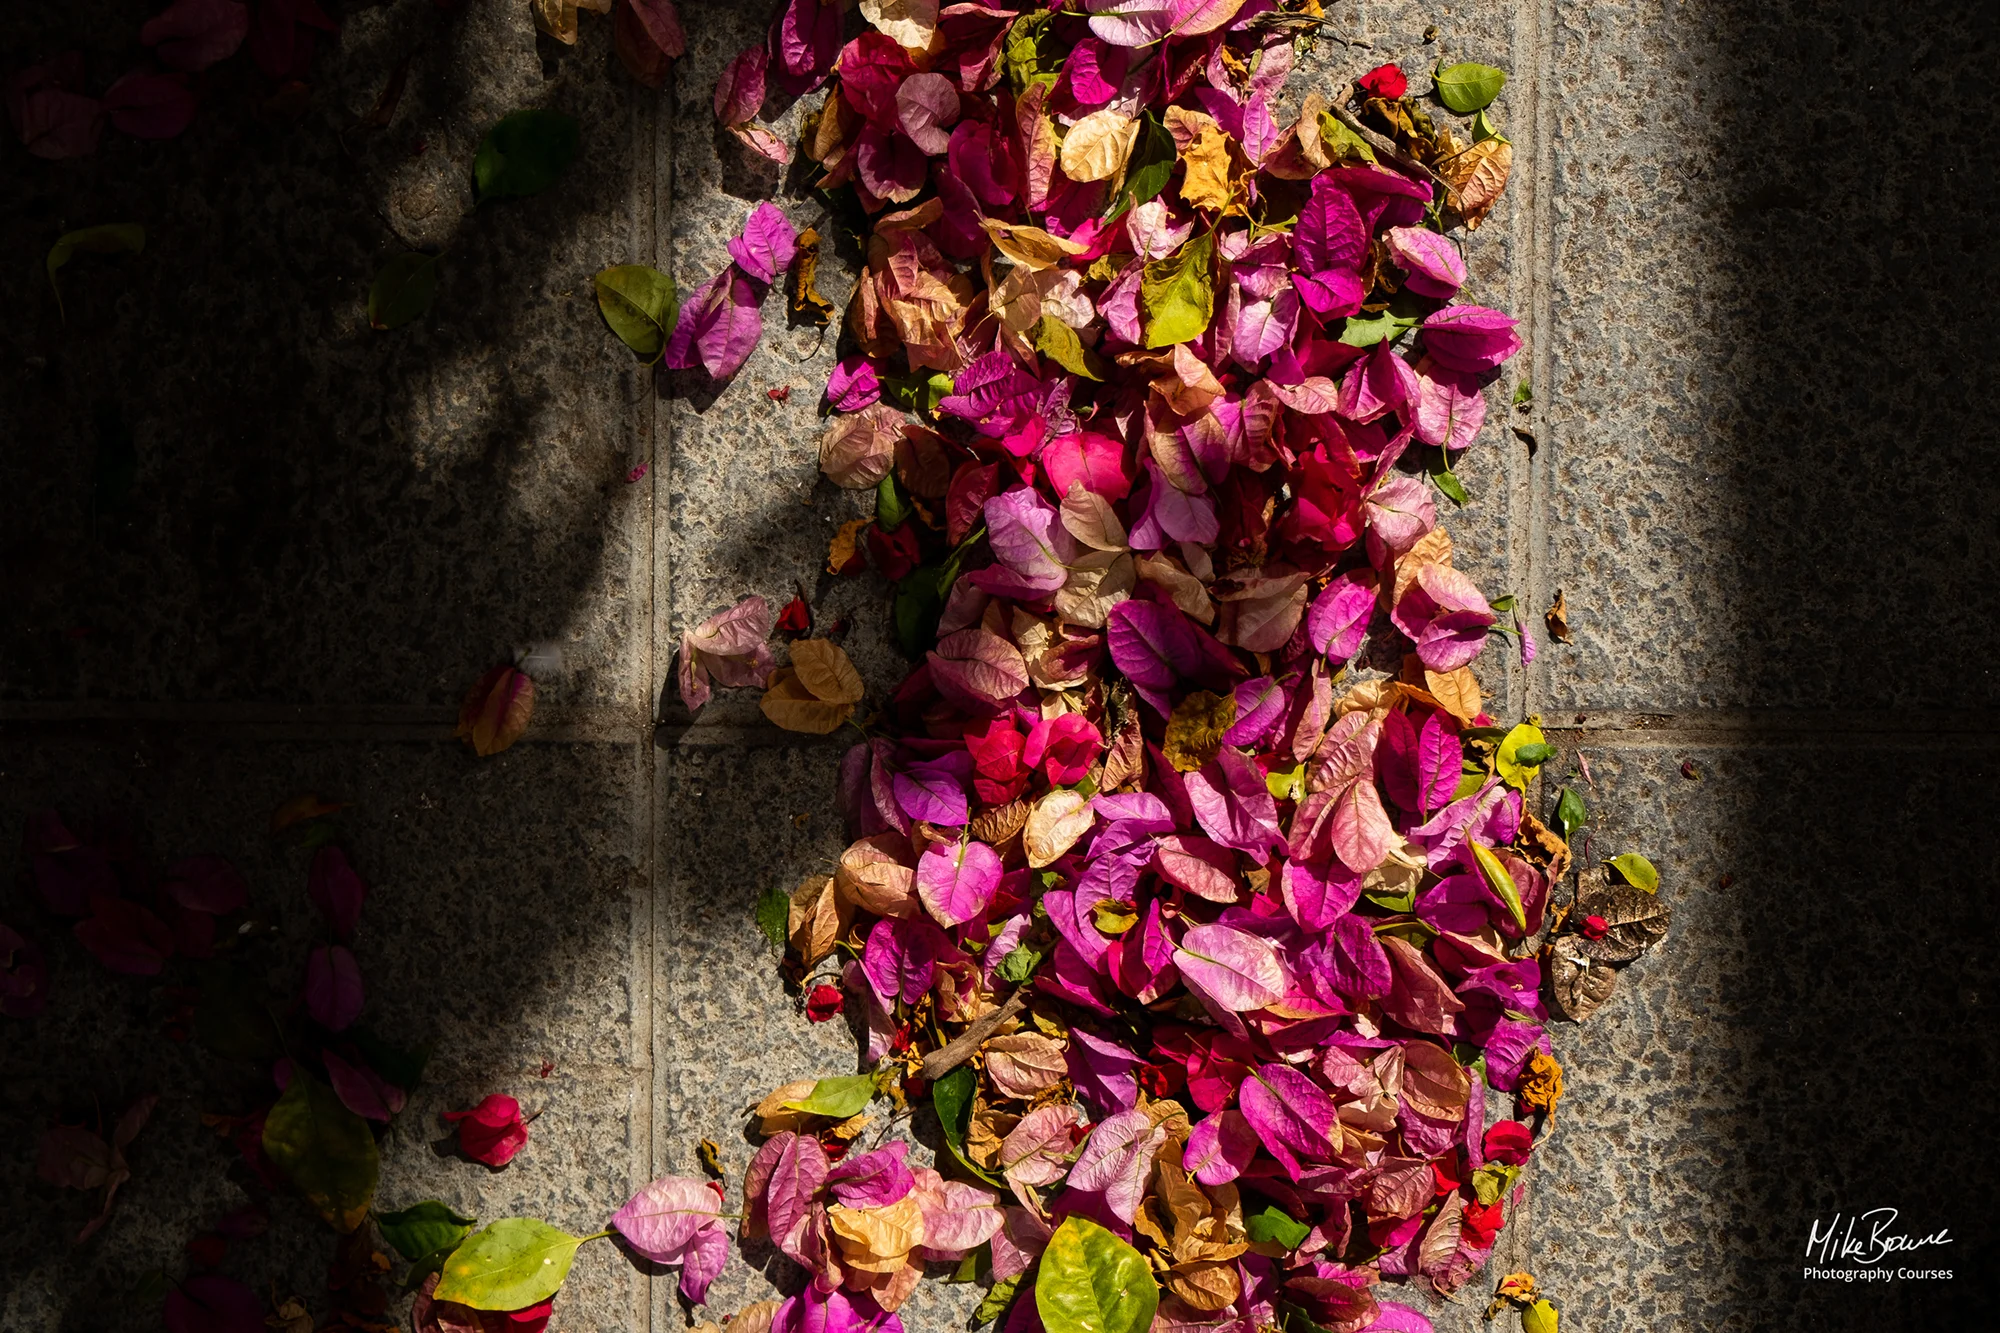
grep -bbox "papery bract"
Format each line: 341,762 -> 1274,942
729,202 -> 799,284
916,837 -> 1001,927
443,1094 -> 529,1167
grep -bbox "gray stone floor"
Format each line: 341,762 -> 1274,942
3,2 -> 1997,1331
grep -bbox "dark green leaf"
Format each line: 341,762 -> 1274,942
377,1201 -> 475,1263
881,370 -> 954,417
593,265 -> 678,358
1606,852 -> 1660,893
1244,1205 -> 1310,1250
1434,62 -> 1508,114
474,110 -> 580,201
1034,316 -> 1104,380
434,1219 -> 584,1310
754,887 -> 790,950
1036,1216 -> 1158,1333
369,253 -> 439,330
1339,310 -> 1419,348
263,1073 -> 380,1232
1428,451 -> 1470,505
894,566 -> 946,658
1554,788 -> 1587,842
1002,10 -> 1065,92
788,1074 -> 875,1119
1512,742 -> 1557,766
347,1024 -> 430,1092
977,1271 -> 1026,1327
194,965 -> 276,1060
931,1065 -> 1003,1185
1140,232 -> 1214,349
1116,114 -> 1176,212
996,945 -> 1044,983
1278,1301 -> 1336,1333
876,473 -> 912,531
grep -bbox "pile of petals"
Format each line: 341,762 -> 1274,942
666,4 -> 1600,1331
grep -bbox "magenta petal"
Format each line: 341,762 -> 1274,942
893,755 -> 970,826
1294,175 -> 1368,273
714,43 -> 769,126
916,837 -> 1001,927
103,72 -> 195,139
1183,749 -> 1285,863
665,267 -> 764,380
1066,1028 -> 1144,1116
1306,573 -> 1375,662
303,944 -> 362,1032
728,202 -> 798,285
895,71 -> 960,155
1172,922 -> 1287,1009
612,1175 -> 724,1260
826,356 -> 883,411
322,1049 -> 404,1121
1384,225 -> 1466,298
1183,1108 -> 1258,1185
827,1140 -> 916,1207
678,1223 -> 728,1305
1067,1108 -> 1165,1223
1420,304 -> 1523,372
1238,1063 -> 1341,1181
141,0 -> 250,75
862,915 -> 942,1005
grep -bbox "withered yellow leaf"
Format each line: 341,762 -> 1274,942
530,0 -> 611,45
754,1079 -> 819,1134
760,667 -> 855,734
791,227 -> 837,323
1059,109 -> 1138,184
1178,126 -> 1240,213
829,1195 -> 927,1272
1424,664 -> 1483,725
1166,1259 -> 1240,1312
828,517 -> 869,575
791,639 -> 865,705
1024,788 -> 1094,867
981,218 -> 1089,271
1440,135 -> 1513,230
1164,690 -> 1235,773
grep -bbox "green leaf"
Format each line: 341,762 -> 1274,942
262,1073 -> 380,1233
948,1244 -> 989,1283
1472,108 -> 1511,144
1338,310 -> 1419,348
1489,594 -> 1518,613
474,110 -> 580,201
1470,842 -> 1528,933
1606,852 -> 1660,893
1434,62 -> 1508,114
1036,1216 -> 1158,1333
1521,1299 -> 1560,1333
787,1074 -> 875,1119
1116,114 -> 1176,212
1002,10 -> 1064,92
1314,111 -> 1378,164
1140,232 -> 1214,349
1514,379 -> 1533,405
1512,742 -> 1557,766
876,473 -> 912,531
1243,1205 -> 1310,1250
347,1024 -> 431,1093
47,223 -> 145,320
1554,787 -> 1587,842
931,1065 -> 1003,1185
881,369 -> 954,416
194,965 -> 277,1060
368,253 -> 439,331
1277,1301 -> 1336,1333
433,1218 -> 584,1310
1362,885 -> 1417,915
977,1271 -> 1026,1327
997,944 -> 1044,983
894,566 -> 947,657
593,265 -> 678,358
1034,316 -> 1103,380
754,887 -> 791,950
1428,451 -> 1470,506
376,1201 -> 475,1263
1471,1161 -> 1520,1205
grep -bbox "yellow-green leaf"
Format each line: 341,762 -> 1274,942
1037,1216 -> 1158,1333
1034,316 -> 1103,380
434,1219 -> 583,1310
46,223 -> 145,320
1435,62 -> 1508,114
1606,852 -> 1660,893
1521,1298 -> 1559,1333
594,264 -> 679,358
1140,232 -> 1214,349
786,1074 -> 875,1119
1471,841 -> 1528,932
262,1073 -> 379,1233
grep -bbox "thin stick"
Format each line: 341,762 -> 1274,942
919,989 -> 1029,1082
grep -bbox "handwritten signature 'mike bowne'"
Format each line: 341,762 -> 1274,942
1807,1210 -> 1954,1266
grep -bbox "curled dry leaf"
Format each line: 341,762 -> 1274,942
1570,883 -> 1670,963
787,875 -> 849,966
1545,590 -> 1572,643
762,640 -> 863,734
1439,135 -> 1513,231
1547,934 -> 1617,1022
455,666 -> 534,757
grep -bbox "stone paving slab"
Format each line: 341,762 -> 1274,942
1538,0 -> 2000,715
0,6 -> 656,711
1522,738 -> 1998,1327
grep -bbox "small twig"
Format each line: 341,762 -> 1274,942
1328,89 -> 1452,196
920,989 -> 1028,1082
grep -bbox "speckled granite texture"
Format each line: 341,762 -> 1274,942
3,1 -> 1997,1331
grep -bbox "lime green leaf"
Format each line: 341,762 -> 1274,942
1037,1216 -> 1158,1333
1607,852 -> 1660,893
1472,108 -> 1510,144
434,1219 -> 583,1310
376,1201 -> 474,1263
1117,114 -> 1177,212
593,265 -> 678,358
1554,787 -> 1587,842
787,1074 -> 875,1119
1522,1299 -> 1560,1333
1434,62 -> 1508,113
1034,316 -> 1104,380
1002,10 -> 1061,92
753,887 -> 790,950
1495,721 -> 1549,789
1471,1161 -> 1520,1205
1514,378 -> 1533,405
997,944 -> 1044,983
369,253 -> 439,331
1140,232 -> 1214,349
1264,762 -> 1304,803
1429,452 -> 1469,506
1314,111 -> 1377,164
1338,310 -> 1418,347
475,110 -> 580,201
1471,841 -> 1528,933
876,473 -> 912,531
262,1073 -> 379,1233
1244,1205 -> 1310,1250
977,1271 -> 1026,1326
46,223 -> 145,320
1091,901 -> 1139,935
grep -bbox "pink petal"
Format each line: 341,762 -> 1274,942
304,944 -> 362,1031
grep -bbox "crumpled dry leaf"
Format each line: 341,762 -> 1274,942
787,875 -> 849,967
1545,589 -> 1572,643
1164,691 -> 1235,773
753,1080 -> 818,1134
1571,882 -> 1671,963
983,1032 -> 1068,1100
1439,135 -> 1513,230
791,639 -> 865,706
455,666 -> 535,757
762,640 -> 864,734
1179,125 -> 1245,213
1546,934 -> 1617,1022
981,219 -> 1088,271
828,1195 -> 926,1272
530,0 -> 612,45
1024,789 -> 1095,867
1423,664 -> 1482,725
1060,109 -> 1138,185
791,227 -> 837,323
858,0 -> 938,49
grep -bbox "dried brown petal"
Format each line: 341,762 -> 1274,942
1572,884 -> 1671,963
1547,934 -> 1617,1022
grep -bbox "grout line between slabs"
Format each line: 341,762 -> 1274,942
1522,0 -> 1561,726
639,66 -> 667,1333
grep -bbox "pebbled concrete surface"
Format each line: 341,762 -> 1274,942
2,1 -> 1998,1332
